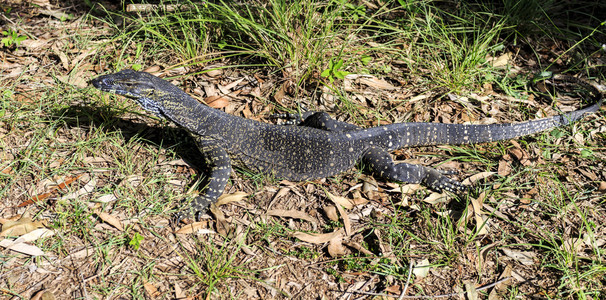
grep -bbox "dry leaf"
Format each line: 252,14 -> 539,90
325,192 -> 352,236
489,52 -> 512,68
323,205 -> 339,222
175,222 -> 215,235
206,69 -> 223,77
267,209 -> 317,225
205,95 -> 229,108
59,176 -> 97,201
413,258 -> 430,278
345,74 -> 397,90
463,172 -> 496,186
174,282 -> 186,299
143,279 -> 160,298
96,212 -> 124,231
1,217 -> 46,237
0,239 -> 45,256
30,289 -> 56,300
158,159 -> 191,166
210,204 -> 231,236
327,232 -> 346,257
11,228 -> 55,245
325,191 -> 364,209
422,192 -> 450,204
215,192 -> 248,206
386,183 -> 423,194
223,78 -> 245,91
464,280 -> 479,300
560,237 -> 584,253
97,194 -> 118,203
501,248 -> 536,265
359,76 -> 397,90
291,229 -> 344,244
470,192 -> 488,235
497,160 -> 511,176
18,174 -> 84,207
488,265 -> 514,300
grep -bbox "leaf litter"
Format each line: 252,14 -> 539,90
0,1 -> 604,299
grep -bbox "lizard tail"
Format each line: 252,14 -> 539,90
363,75 -> 602,149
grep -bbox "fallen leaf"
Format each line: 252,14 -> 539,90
143,279 -> 160,298
413,258 -> 430,278
489,52 -> 512,68
463,172 -> 496,186
497,160 -> 511,176
215,192 -> 248,206
11,228 -> 55,245
30,289 -> 55,300
325,191 -> 366,209
471,192 -> 488,235
422,192 -> 450,204
0,239 -> 45,256
205,69 -> 223,77
59,176 -> 97,201
204,95 -> 229,109
323,205 -> 339,222
18,174 -> 84,207
210,204 -> 231,236
488,265 -> 514,300
96,212 -> 124,231
267,209 -> 317,225
464,280 -> 479,300
501,248 -> 536,265
291,228 -> 344,244
96,194 -> 118,203
175,222 -> 215,235
345,74 -> 397,90
327,232 -> 346,257
1,216 -> 46,237
325,192 -> 352,236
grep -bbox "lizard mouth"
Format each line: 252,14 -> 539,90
90,75 -> 140,99
90,75 -> 112,90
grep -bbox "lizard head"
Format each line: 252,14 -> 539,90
91,69 -> 173,117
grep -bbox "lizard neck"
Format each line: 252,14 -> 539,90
154,90 -> 252,138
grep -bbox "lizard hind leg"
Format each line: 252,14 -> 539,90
362,146 -> 467,193
273,109 -> 362,132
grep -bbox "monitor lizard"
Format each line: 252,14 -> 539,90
91,70 -> 602,221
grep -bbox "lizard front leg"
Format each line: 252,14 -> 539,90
175,137 -> 232,222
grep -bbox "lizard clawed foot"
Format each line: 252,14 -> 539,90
171,195 -> 215,226
172,209 -> 195,226
269,112 -> 304,125
269,105 -> 310,125
423,168 -> 468,194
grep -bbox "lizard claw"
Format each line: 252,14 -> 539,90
424,168 -> 468,194
172,209 -> 194,226
269,112 -> 304,125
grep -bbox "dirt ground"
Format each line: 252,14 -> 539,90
1,1 -> 605,299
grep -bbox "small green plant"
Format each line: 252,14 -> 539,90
341,1 -> 366,21
321,58 -> 349,83
129,232 -> 144,250
0,90 -> 11,117
359,54 -> 372,66
1,29 -> 26,47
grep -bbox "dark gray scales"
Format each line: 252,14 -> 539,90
91,70 -> 603,221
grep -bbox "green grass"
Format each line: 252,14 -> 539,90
1,0 -> 605,298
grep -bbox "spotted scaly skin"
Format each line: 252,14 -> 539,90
91,70 -> 602,221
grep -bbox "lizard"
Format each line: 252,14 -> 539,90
91,70 -> 602,221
